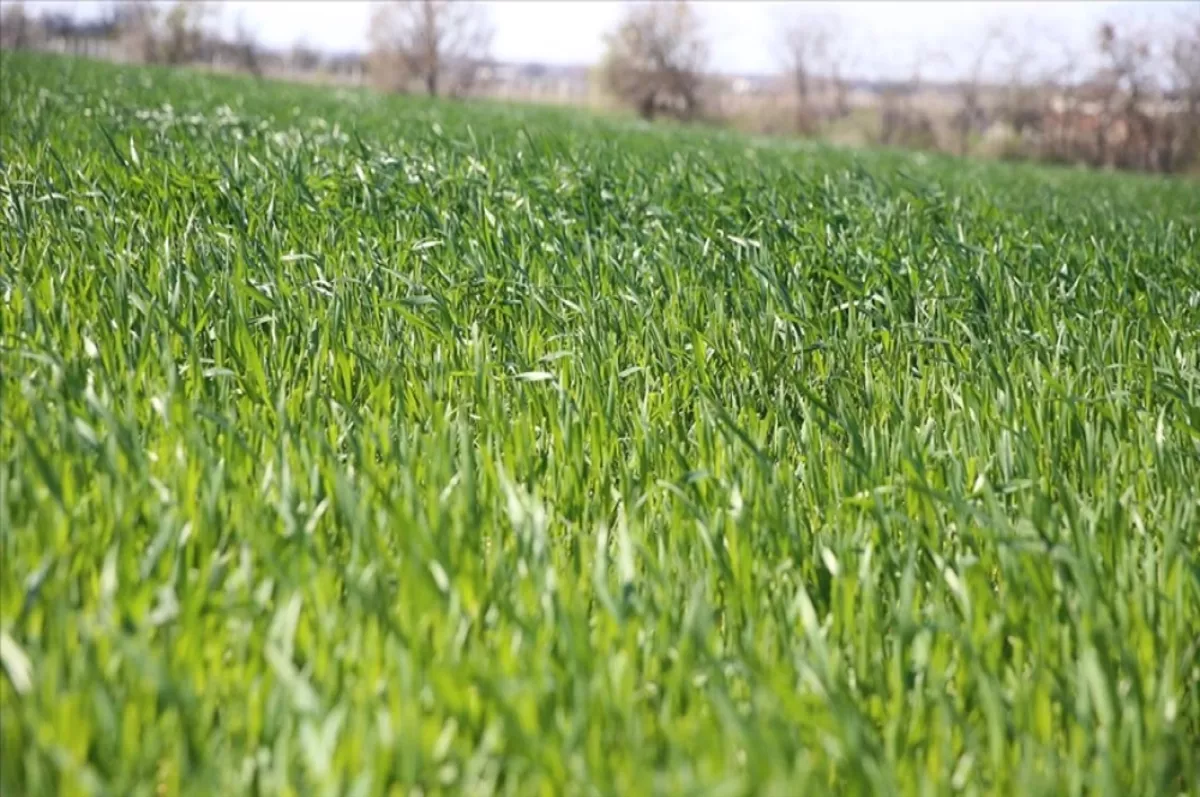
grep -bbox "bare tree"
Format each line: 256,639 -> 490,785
231,14 -> 261,78
1040,36 -> 1087,163
995,24 -> 1047,144
115,0 -> 210,66
115,0 -> 161,63
1094,21 -> 1160,169
951,26 -> 1002,156
0,1 -> 34,50
601,1 -> 709,121
160,0 -> 210,66
826,31 -> 858,121
776,12 -> 857,132
877,51 -> 935,150
1166,10 -> 1200,171
777,12 -> 832,133
1171,12 -> 1200,111
290,38 -> 322,73
367,0 -> 494,97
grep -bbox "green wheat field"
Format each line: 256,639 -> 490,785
2,51 -> 1199,796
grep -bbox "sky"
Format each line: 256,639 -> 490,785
26,1 -> 1194,81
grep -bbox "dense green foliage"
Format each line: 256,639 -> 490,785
3,51 -> 1199,796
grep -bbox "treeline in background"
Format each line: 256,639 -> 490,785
3,0 -> 1198,175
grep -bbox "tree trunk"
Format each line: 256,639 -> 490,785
638,93 -> 656,120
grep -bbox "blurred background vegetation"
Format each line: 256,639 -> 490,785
3,0 -> 1198,175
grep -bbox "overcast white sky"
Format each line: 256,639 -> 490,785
28,1 -> 1193,80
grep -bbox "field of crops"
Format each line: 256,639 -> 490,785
2,51 -> 1199,796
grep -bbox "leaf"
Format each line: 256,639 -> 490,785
514,371 -> 555,382
0,632 -> 33,696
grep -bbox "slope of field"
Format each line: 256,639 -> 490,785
2,52 -> 1199,796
